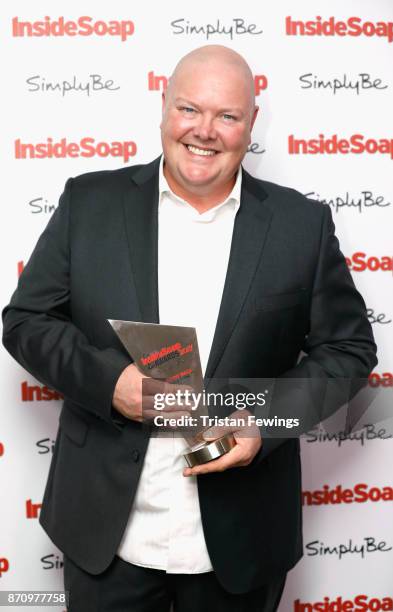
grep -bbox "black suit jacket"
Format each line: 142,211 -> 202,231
2,156 -> 377,593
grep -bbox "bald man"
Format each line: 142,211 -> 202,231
2,46 -> 377,611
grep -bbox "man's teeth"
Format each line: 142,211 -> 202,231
187,145 -> 216,156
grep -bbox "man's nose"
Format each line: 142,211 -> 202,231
192,113 -> 217,141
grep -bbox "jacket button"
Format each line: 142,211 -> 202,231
132,449 -> 140,462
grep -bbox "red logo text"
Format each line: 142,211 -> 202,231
288,134 -> 393,159
303,484 -> 393,506
26,499 -> 42,519
369,372 -> 393,387
21,381 -> 63,402
286,16 -> 393,43
147,71 -> 268,96
15,138 -> 137,162
12,16 -> 134,41
346,253 -> 393,273
294,595 -> 393,611
0,558 -> 9,577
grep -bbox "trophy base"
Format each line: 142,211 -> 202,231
183,433 -> 237,467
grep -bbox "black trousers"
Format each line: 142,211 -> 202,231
64,555 -> 286,612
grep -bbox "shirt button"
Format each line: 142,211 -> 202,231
132,449 -> 140,462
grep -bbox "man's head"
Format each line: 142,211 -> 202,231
160,45 -> 259,206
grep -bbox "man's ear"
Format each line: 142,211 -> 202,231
160,92 -> 166,129
251,105 -> 259,131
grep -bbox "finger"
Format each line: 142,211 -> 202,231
202,424 -> 233,441
202,416 -> 253,441
143,397 -> 193,412
183,445 -> 245,476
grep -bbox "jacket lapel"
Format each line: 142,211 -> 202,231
205,169 -> 273,379
122,157 -> 161,324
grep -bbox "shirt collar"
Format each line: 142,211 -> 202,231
159,156 -> 242,221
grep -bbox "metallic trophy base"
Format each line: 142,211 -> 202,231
183,432 -> 237,467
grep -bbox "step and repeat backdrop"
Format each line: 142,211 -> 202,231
1,1 -> 392,610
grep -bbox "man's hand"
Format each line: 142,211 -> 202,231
183,410 -> 262,477
112,363 -> 147,422
112,363 -> 191,423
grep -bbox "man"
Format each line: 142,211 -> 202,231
2,46 -> 377,611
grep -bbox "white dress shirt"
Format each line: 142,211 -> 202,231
117,158 -> 241,573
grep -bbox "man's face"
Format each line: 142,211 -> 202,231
160,61 -> 258,201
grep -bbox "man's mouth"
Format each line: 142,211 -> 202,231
185,144 -> 217,157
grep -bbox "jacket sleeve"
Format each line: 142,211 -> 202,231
2,178 -> 131,425
256,204 -> 378,461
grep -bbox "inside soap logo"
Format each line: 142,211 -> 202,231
369,372 -> 393,387
286,16 -> 393,43
21,381 -> 63,402
289,134 -> 393,159
12,16 -> 134,41
345,253 -> 393,273
26,499 -> 42,519
0,558 -> 9,577
303,483 -> 393,506
15,137 -> 137,162
148,71 -> 268,95
294,595 -> 393,611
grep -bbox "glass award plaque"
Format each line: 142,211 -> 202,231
108,320 -> 235,466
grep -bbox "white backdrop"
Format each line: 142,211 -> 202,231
1,1 -> 392,610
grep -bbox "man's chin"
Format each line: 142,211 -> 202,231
178,166 -> 222,188
179,177 -> 220,197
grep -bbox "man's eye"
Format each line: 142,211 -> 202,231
223,114 -> 236,121
180,106 -> 195,114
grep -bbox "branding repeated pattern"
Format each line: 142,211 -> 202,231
2,6 -> 392,603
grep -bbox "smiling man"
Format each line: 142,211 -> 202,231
160,46 -> 258,210
2,46 -> 376,611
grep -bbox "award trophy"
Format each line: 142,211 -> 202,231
108,320 -> 236,467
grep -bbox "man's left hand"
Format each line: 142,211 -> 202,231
183,410 -> 262,476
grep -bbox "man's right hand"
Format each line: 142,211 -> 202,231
112,363 -> 148,422
112,363 -> 192,423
